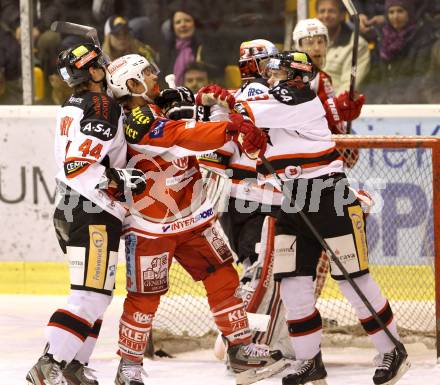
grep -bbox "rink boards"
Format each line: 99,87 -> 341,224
0,260 -> 434,301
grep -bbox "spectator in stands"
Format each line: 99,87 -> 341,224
160,1 -> 225,86
352,0 -> 436,42
316,0 -> 370,94
92,0 -> 160,48
0,20 -> 21,104
102,15 -> 157,63
423,38 -> 440,103
183,62 -> 210,93
363,0 -> 437,104
352,0 -> 385,42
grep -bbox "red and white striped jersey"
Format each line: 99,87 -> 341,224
54,92 -> 127,220
122,104 -> 231,237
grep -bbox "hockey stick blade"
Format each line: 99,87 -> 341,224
50,21 -> 100,48
235,358 -> 290,385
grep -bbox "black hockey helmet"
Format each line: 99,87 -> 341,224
267,51 -> 317,84
57,43 -> 107,87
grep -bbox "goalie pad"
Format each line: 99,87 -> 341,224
199,164 -> 232,213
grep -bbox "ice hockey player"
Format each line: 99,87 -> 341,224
26,43 -> 147,385
292,17 -> 368,300
198,39 -> 296,359
105,53 -> 287,385
292,18 -> 365,137
244,50 -> 410,385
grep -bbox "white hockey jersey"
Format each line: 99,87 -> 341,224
54,92 -> 127,220
199,80 -> 283,206
237,87 -> 343,185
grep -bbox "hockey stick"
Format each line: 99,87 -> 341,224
341,0 -> 359,134
50,21 -> 101,48
260,155 -> 406,355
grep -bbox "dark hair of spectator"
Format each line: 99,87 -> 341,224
168,1 -> 201,31
183,62 -> 210,76
384,0 -> 415,19
315,0 -> 346,13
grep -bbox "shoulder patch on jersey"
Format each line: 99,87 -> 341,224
78,93 -> 121,140
247,87 -> 264,97
80,120 -> 117,141
63,93 -> 87,108
149,119 -> 166,138
124,106 -> 155,144
269,83 -> 316,105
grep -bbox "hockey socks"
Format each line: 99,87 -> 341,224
338,274 -> 400,354
280,276 -> 322,360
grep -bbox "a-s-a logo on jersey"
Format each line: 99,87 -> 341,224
149,120 -> 165,138
80,121 -> 116,141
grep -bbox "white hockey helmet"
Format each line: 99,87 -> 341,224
239,39 -> 279,81
292,18 -> 329,49
106,54 -> 160,100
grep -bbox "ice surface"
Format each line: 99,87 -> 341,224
1,295 -> 439,385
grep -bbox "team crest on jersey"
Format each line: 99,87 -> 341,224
172,156 -> 189,170
284,165 -> 302,179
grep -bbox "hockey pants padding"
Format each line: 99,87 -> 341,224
205,265 -> 252,346
280,276 -> 322,360
338,274 -> 399,353
46,290 -> 112,363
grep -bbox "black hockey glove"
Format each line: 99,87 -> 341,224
104,167 -> 147,200
154,87 -> 196,120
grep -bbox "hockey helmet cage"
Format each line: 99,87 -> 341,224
106,54 -> 160,100
57,43 -> 107,87
267,51 -> 317,84
293,18 -> 329,49
239,39 -> 279,81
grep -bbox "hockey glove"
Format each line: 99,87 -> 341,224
226,113 -> 267,159
196,84 -> 236,110
154,87 -> 196,120
328,92 -> 365,123
104,168 -> 147,200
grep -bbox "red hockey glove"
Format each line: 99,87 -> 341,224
334,91 -> 365,121
196,84 -> 236,110
226,113 -> 267,159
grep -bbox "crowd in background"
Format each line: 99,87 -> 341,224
0,0 -> 439,105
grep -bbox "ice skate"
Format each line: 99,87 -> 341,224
63,359 -> 98,385
282,351 -> 327,385
114,359 -> 147,385
26,353 -> 68,385
227,340 -> 290,385
373,347 -> 411,385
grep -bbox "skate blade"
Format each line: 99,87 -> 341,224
381,358 -> 411,385
236,358 -> 291,385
